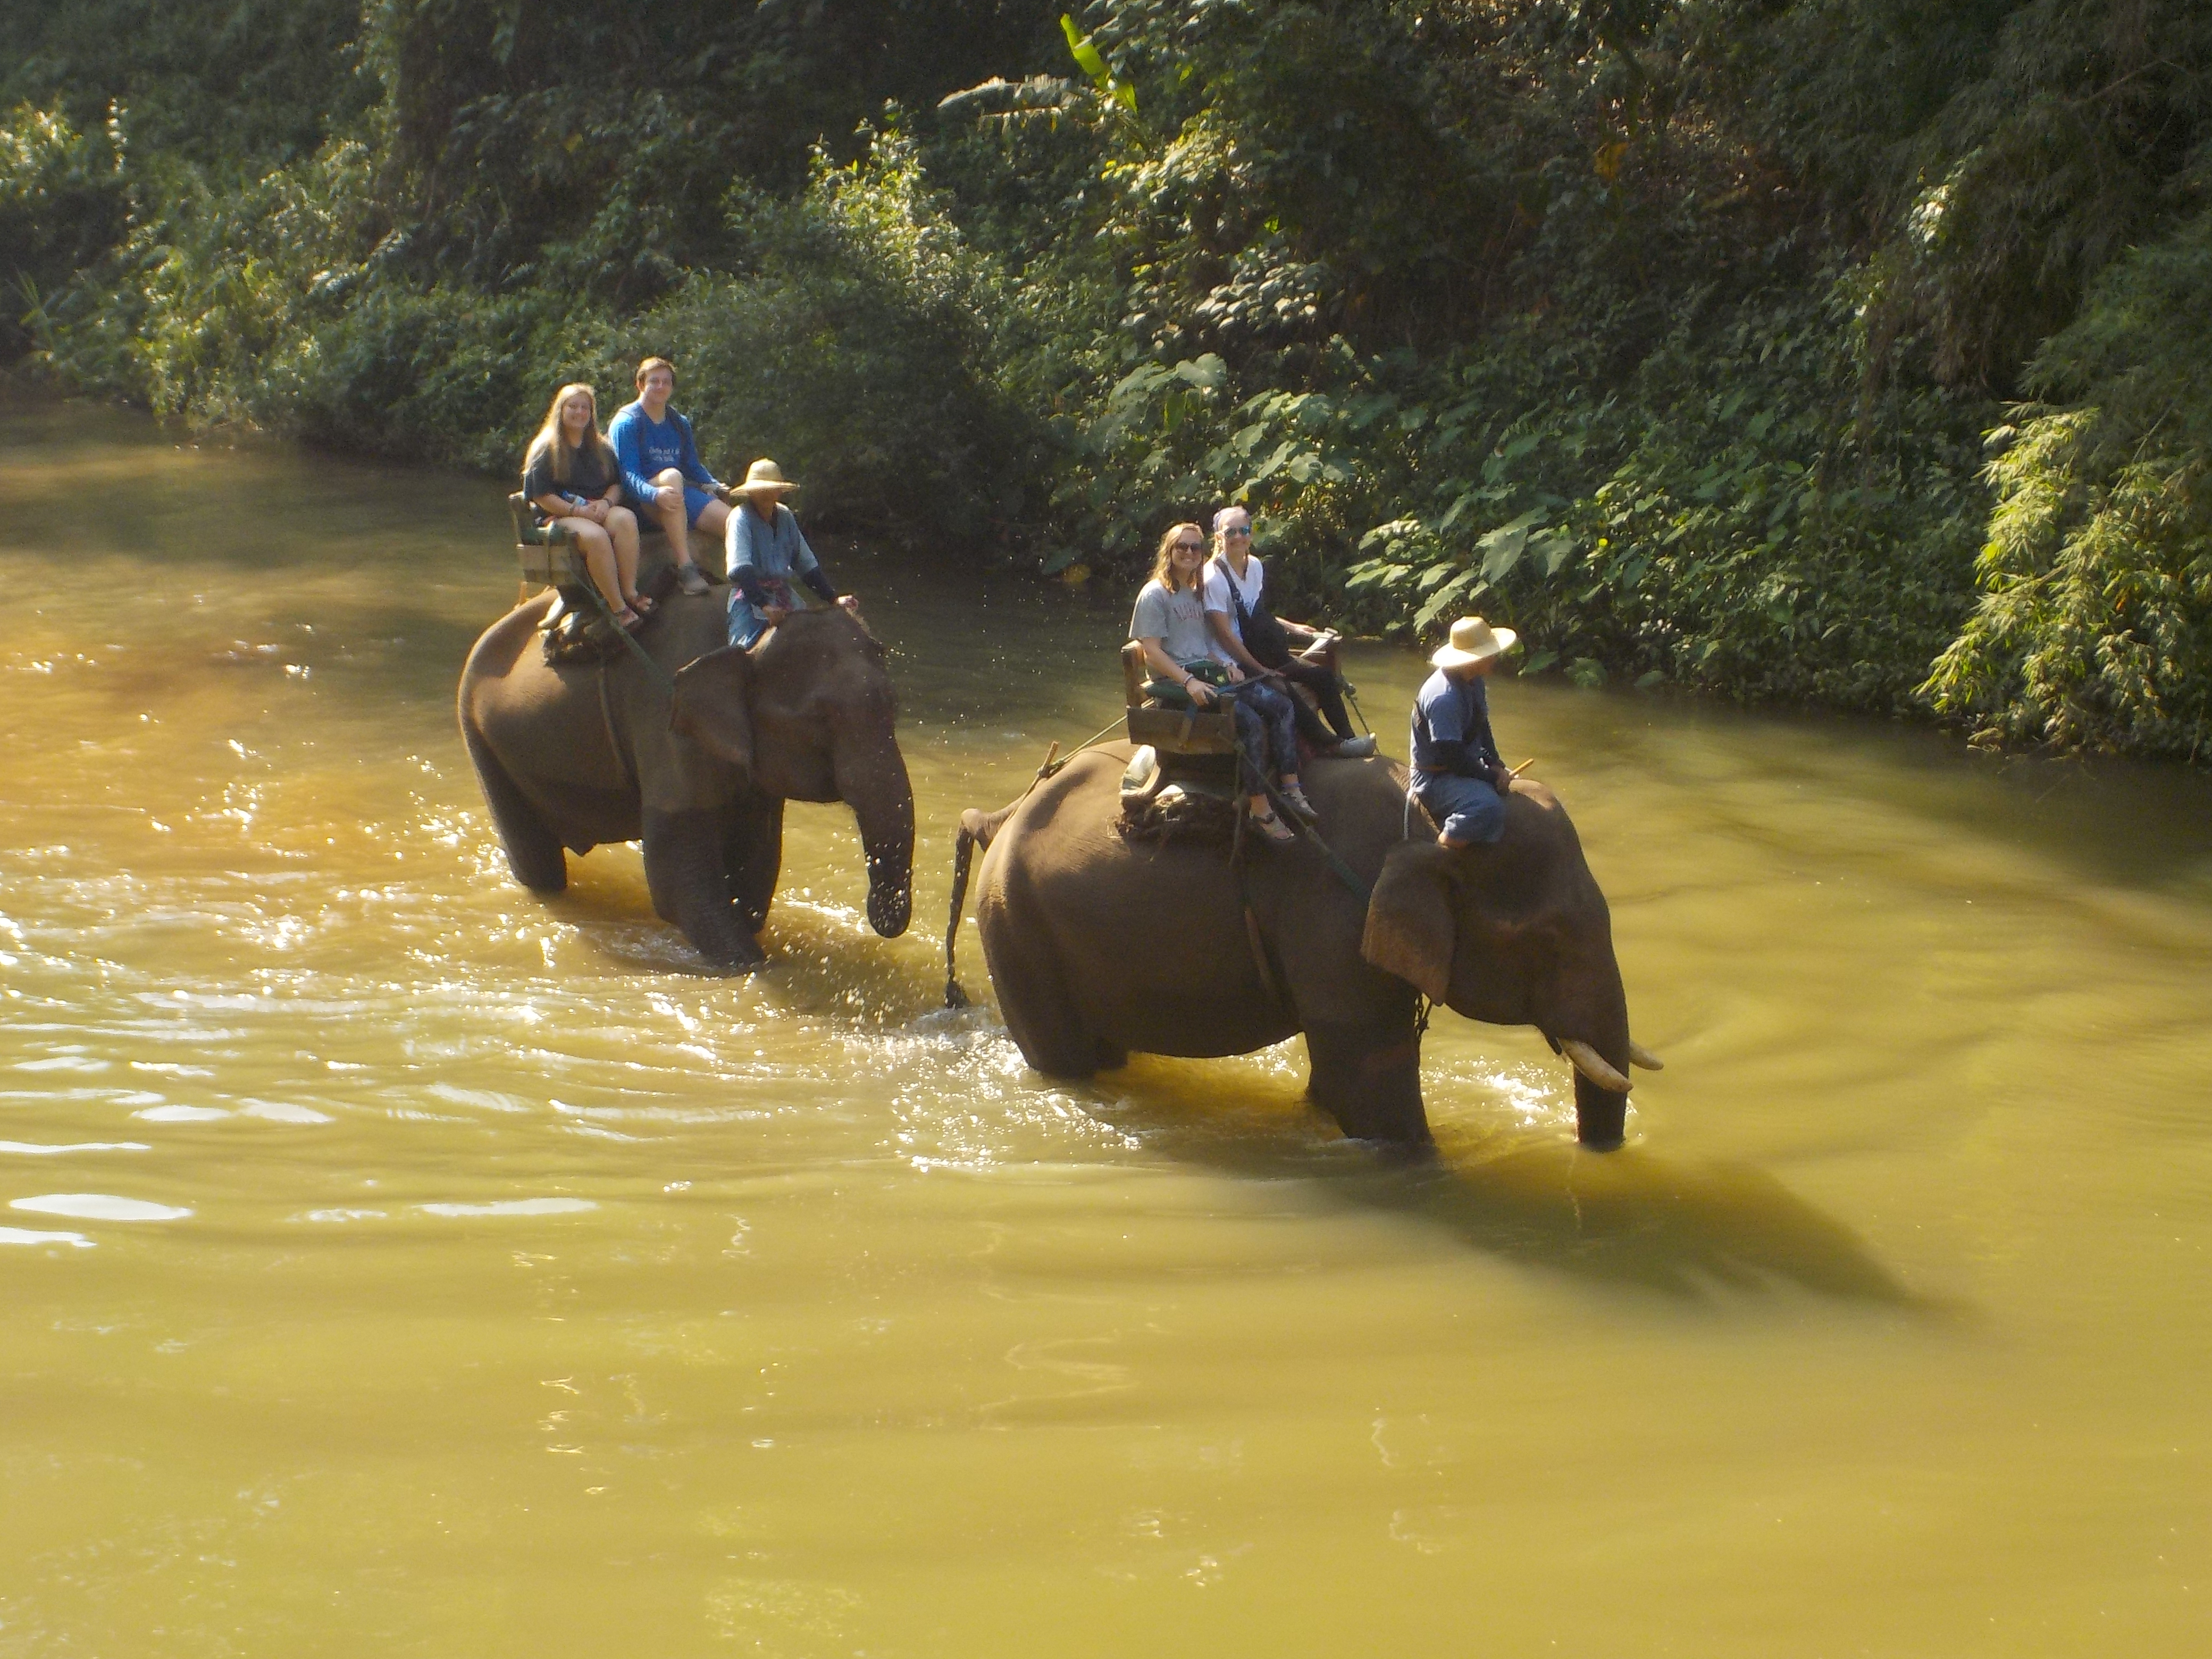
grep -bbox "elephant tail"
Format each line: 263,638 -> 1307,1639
944,803 -> 1016,1009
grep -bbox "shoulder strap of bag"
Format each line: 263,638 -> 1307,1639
1214,554 -> 1257,631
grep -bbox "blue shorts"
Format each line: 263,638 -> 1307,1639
673,483 -> 718,527
1411,770 -> 1506,845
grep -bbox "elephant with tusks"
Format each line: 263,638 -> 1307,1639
945,747 -> 1659,1147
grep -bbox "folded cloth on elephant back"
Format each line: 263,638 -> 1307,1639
1117,782 -> 1242,846
540,603 -> 629,668
1117,748 -> 1242,845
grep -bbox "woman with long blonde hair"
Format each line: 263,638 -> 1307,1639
1128,522 -> 1309,843
523,383 -> 648,630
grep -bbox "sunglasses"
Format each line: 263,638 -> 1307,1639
1172,540 -> 1205,552
1220,525 -> 1251,538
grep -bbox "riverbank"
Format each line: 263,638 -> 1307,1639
6,2 -> 2209,761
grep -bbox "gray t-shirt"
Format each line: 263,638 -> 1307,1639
1129,578 -> 1214,666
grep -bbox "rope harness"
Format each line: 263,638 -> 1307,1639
596,663 -> 638,795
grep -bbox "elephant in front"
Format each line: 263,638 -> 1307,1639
457,588 -> 914,968
945,746 -> 1658,1147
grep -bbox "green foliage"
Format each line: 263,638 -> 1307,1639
0,106 -> 125,357
1925,209 -> 2212,757
0,0 -> 370,164
634,127 -> 1041,539
5,0 -> 2211,759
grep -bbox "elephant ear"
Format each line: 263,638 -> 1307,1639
1361,840 -> 1457,1002
669,646 -> 753,777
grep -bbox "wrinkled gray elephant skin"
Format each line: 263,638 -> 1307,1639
951,746 -> 1643,1148
458,594 -> 914,970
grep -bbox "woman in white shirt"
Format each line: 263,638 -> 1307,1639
1129,523 -> 1310,842
1201,506 -> 1371,756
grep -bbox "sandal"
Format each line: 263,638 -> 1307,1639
1277,785 -> 1319,824
1250,808 -> 1297,845
627,593 -> 657,619
615,606 -> 646,633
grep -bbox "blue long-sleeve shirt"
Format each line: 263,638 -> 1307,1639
607,400 -> 720,504
1410,669 -> 1502,781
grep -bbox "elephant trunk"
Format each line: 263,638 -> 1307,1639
838,734 -> 914,939
1552,954 -> 1633,1151
1572,1065 -> 1630,1152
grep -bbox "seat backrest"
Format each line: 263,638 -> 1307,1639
511,493 -> 585,588
1120,639 -> 1148,707
509,492 -> 554,547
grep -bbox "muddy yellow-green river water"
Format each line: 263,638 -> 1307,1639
3,396 -> 2209,1655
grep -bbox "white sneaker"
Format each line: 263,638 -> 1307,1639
1330,735 -> 1378,759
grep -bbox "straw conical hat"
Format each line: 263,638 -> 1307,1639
735,458 -> 799,496
1430,615 -> 1517,669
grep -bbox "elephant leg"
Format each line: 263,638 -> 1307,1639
462,719 -> 566,893
987,926 -> 1110,1080
1303,1019 -> 1432,1146
720,793 -> 784,936
643,806 -> 763,970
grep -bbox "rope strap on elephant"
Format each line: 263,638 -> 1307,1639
568,582 -> 681,698
1254,774 -> 1372,904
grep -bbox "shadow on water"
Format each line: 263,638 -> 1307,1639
1085,1071 -> 1938,1313
1396,1139 -> 1932,1309
537,872 -> 1930,1312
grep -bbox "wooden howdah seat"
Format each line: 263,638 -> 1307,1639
507,491 -> 718,627
509,492 -> 593,621
1119,640 -> 1241,792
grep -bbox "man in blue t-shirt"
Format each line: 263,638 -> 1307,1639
1410,616 -> 1520,848
607,357 -> 730,596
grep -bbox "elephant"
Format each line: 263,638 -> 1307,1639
943,745 -> 1660,1148
457,585 -> 914,969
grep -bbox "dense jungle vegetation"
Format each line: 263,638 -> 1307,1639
4,1 -> 2209,757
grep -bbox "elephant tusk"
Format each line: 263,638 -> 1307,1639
1628,1040 -> 1664,1071
1561,1038 -> 1631,1094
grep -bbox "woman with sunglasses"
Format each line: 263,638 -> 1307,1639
1129,522 -> 1311,844
1202,506 -> 1374,757
522,382 -> 649,630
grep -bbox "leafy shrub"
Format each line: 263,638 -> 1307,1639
632,126 -> 1043,541
0,105 -> 125,357
1925,208 -> 2212,757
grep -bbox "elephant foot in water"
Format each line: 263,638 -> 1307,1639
646,807 -> 765,973
1303,1019 -> 1433,1148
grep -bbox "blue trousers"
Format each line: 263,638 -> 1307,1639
1412,769 -> 1506,844
727,577 -> 797,649
1232,680 -> 1300,783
